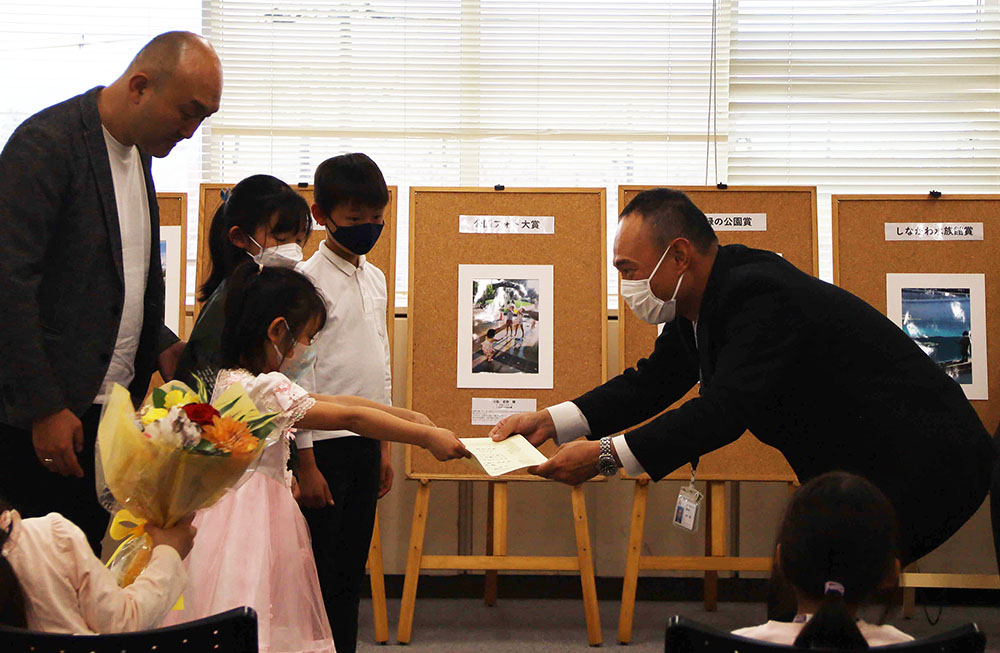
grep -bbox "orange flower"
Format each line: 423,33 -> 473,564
201,416 -> 259,455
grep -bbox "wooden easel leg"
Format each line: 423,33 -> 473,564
485,482 -> 508,606
571,485 -> 603,646
703,481 -> 726,612
397,480 -> 431,644
485,482 -> 497,606
367,509 -> 389,644
618,478 -> 649,645
902,587 -> 916,619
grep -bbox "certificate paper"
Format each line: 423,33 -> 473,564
460,435 -> 548,476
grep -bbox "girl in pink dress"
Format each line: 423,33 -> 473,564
163,264 -> 469,652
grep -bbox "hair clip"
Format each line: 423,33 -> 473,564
824,581 -> 845,597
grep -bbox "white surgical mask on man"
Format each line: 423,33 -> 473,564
248,235 -> 303,269
620,243 -> 684,324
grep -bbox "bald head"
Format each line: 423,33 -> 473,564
126,31 -> 220,86
101,31 -> 222,157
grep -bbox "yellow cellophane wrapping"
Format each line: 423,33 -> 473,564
98,382 -> 273,587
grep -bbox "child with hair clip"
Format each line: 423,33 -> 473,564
0,497 -> 195,633
174,174 -> 312,386
733,471 -> 913,648
163,263 -> 470,653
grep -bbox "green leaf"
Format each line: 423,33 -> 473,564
194,376 -> 210,403
151,387 -> 167,409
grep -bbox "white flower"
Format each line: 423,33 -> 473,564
145,415 -> 182,448
143,406 -> 201,449
169,406 -> 202,447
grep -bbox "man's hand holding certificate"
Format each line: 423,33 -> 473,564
460,435 -> 548,477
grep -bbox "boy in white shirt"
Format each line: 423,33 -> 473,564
296,153 -> 430,653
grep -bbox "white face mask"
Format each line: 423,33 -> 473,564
249,236 -> 303,269
620,244 -> 684,324
272,320 -> 317,382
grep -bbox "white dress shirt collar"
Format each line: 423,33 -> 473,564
319,239 -> 366,276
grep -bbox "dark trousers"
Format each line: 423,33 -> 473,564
990,423 -> 1000,577
0,406 -> 109,555
300,436 -> 381,653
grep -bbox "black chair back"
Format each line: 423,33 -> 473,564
665,615 -> 985,653
0,606 -> 258,652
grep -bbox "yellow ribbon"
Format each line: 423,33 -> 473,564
106,509 -> 184,610
108,509 -> 146,542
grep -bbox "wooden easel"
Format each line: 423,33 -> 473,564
396,479 -> 600,645
833,194 -> 1000,612
365,510 -> 389,644
402,187 -> 609,645
616,475 -> 796,644
155,192 -> 188,338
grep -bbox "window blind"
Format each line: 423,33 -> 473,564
727,0 -> 1000,281
203,0 -> 731,306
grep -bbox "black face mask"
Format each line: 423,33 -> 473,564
331,222 -> 384,255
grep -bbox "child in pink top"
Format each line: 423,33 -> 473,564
0,500 -> 195,634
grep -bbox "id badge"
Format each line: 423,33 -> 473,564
672,484 -> 703,533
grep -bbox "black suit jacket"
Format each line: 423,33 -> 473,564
0,87 -> 178,428
576,245 -> 993,538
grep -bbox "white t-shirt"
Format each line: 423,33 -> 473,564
296,242 -> 392,447
733,619 -> 914,647
97,126 -> 151,401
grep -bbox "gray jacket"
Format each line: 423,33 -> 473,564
0,86 -> 178,428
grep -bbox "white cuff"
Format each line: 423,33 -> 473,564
546,401 -> 592,445
612,434 -> 646,477
294,430 -> 314,449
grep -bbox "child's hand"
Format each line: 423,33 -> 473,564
148,515 -> 197,560
426,427 -> 472,461
408,410 -> 436,427
297,461 -> 335,509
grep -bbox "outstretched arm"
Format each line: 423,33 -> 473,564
296,400 -> 468,461
309,393 -> 434,426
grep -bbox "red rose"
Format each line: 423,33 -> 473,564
182,403 -> 220,426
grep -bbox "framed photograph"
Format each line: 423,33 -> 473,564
457,264 -> 554,389
886,273 -> 988,401
160,225 -> 184,335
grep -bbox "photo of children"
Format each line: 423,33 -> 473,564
471,278 -> 540,374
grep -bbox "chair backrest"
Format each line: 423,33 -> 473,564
0,606 -> 258,653
665,615 -> 985,653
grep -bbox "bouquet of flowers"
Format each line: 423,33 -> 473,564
97,378 -> 281,588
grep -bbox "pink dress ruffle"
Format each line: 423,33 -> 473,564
162,370 -> 334,653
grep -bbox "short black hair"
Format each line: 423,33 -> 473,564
619,188 -> 717,251
313,153 -> 389,214
487,329 -> 496,338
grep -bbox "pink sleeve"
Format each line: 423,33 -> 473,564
57,517 -> 187,633
255,372 -> 317,433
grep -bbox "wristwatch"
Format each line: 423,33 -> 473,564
597,436 -> 620,477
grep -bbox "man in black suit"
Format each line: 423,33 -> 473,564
491,187 -> 994,568
0,32 -> 222,552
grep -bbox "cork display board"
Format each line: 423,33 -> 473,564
833,194 -> 1000,432
196,183 -> 397,349
406,188 -> 608,480
617,186 -> 814,482
156,192 -> 188,339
